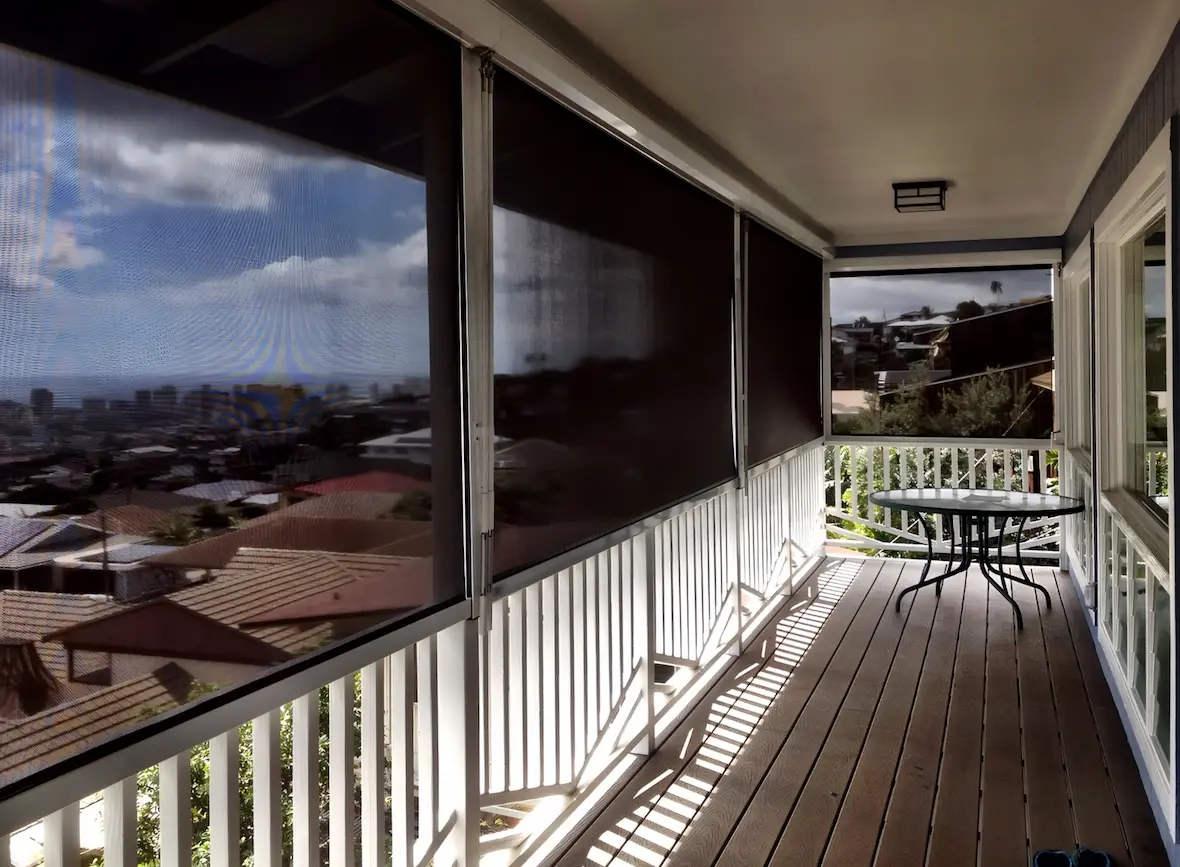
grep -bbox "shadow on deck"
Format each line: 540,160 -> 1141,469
554,557 -> 1166,867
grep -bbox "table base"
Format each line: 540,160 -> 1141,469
894,512 -> 1049,629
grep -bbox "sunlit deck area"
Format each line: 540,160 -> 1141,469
554,558 -> 1167,867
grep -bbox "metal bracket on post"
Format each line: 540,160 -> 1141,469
462,46 -> 496,627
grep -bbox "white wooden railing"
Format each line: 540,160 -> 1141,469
1096,491 -> 1174,807
825,437 -> 1061,561
0,441 -> 827,867
1060,448 -> 1095,604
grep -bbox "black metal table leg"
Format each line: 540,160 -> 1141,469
895,509 -> 970,613
991,513 -> 1052,609
973,514 -> 1025,628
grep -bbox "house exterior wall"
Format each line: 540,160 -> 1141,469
1064,20 -> 1180,261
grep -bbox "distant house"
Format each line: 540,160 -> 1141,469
172,479 -> 274,504
289,469 -> 429,500
360,427 -> 512,465
140,516 -> 433,573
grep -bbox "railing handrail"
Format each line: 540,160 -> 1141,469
825,435 -> 1054,449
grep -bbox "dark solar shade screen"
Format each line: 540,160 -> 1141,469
491,70 -> 737,579
746,219 -> 823,464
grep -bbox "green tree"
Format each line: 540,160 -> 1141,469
953,299 -> 985,320
388,489 -> 432,521
134,680 -> 359,867
149,517 -> 201,546
194,503 -> 237,531
990,279 -> 1004,298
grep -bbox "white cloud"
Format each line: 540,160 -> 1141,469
0,172 -> 103,291
830,269 -> 1053,324
0,48 -> 344,214
178,228 -> 428,307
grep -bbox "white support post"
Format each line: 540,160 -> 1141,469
159,752 -> 192,867
388,649 -> 414,867
253,710 -> 283,867
42,803 -> 78,867
102,777 -> 137,867
293,692 -> 320,867
361,661 -> 387,867
328,676 -> 356,867
728,488 -> 746,656
209,729 -> 240,867
632,530 -> 656,755
436,619 -> 480,866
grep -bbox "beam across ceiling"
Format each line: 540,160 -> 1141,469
398,0 -> 834,257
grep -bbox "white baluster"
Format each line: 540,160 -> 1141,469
103,777 -> 137,867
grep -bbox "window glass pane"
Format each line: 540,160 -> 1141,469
1134,556 -> 1150,710
1155,577 -> 1172,761
1079,277 -> 1093,451
1118,536 -> 1131,665
0,9 -> 462,794
492,71 -> 736,580
746,219 -> 823,465
830,268 -> 1054,438
1138,214 -> 1169,519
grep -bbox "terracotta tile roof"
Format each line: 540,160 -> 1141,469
45,599 -> 292,666
0,591 -> 117,642
173,552 -> 419,652
240,559 -> 436,627
0,663 -> 193,786
293,470 -> 429,496
92,489 -> 202,513
141,517 -> 432,571
368,522 -> 607,575
246,492 -> 405,525
75,505 -> 177,537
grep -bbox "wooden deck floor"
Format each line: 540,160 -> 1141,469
555,557 -> 1167,867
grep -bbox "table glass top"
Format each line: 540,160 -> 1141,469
868,488 -> 1085,516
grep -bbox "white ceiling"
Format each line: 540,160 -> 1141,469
535,0 -> 1179,246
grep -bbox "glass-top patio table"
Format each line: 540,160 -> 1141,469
869,489 -> 1085,629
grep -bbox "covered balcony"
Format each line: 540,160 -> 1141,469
0,0 -> 1176,866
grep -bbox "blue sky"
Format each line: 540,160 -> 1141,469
0,47 -> 433,395
0,46 -> 658,401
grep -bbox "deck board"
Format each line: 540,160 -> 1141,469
978,577 -> 1028,867
1016,587 -> 1074,856
552,558 -> 1167,867
870,569 -> 965,867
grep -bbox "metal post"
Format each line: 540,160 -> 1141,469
632,530 -> 657,755
461,46 -> 497,615
729,212 -> 749,654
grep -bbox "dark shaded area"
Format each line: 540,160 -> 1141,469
491,71 -> 736,579
746,218 -> 823,464
939,302 -> 1053,378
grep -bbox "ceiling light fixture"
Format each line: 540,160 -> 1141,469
893,180 -> 948,213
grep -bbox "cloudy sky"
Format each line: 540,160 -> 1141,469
0,47 -> 439,399
830,268 -> 1054,325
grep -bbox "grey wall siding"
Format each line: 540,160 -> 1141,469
1064,21 -> 1180,262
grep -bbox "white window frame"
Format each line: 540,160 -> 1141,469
1092,124 -> 1174,810
1094,126 -> 1172,561
1061,237 -> 1093,457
